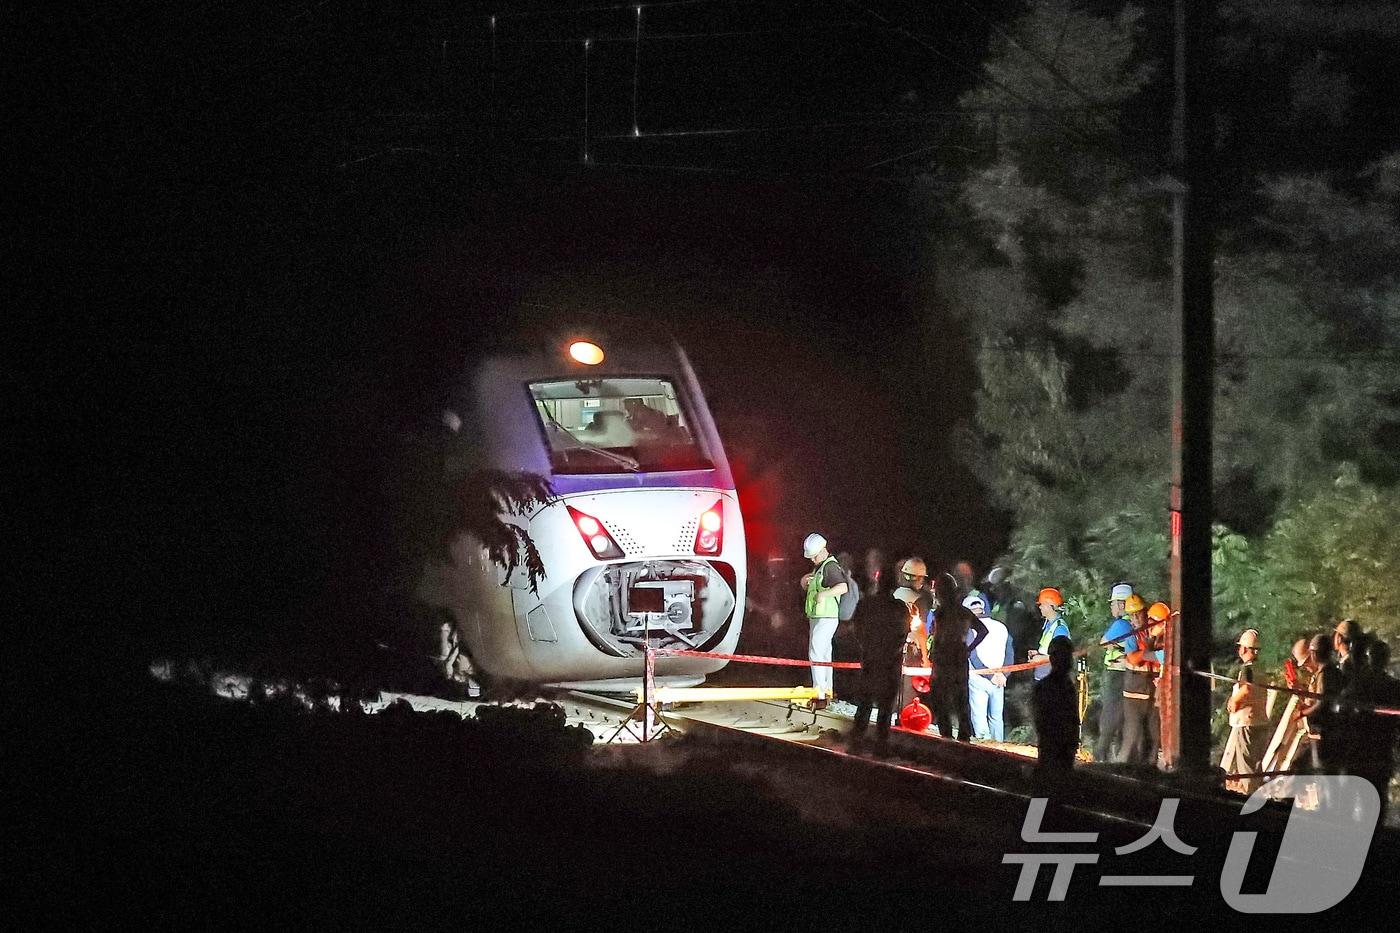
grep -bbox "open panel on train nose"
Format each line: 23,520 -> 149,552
572,560 -> 737,656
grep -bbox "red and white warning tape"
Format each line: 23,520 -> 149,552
655,647 -> 1047,677
1191,668 -> 1400,717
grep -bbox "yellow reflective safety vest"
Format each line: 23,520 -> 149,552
805,556 -> 840,619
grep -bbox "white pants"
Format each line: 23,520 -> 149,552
969,673 -> 1005,741
808,617 -> 839,697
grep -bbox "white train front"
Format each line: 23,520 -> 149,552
430,334 -> 746,690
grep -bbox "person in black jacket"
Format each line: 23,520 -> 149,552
848,565 -> 917,756
1034,635 -> 1079,772
928,572 -> 988,742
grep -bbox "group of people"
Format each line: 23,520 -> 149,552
1093,583 -> 1176,767
797,534 -> 1040,756
796,534 -> 1399,804
1216,619 -> 1400,815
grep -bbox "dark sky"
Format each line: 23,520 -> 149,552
28,1 -> 1400,667
27,1 -> 1045,661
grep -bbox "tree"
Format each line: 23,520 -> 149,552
389,419 -> 554,599
934,0 -> 1400,672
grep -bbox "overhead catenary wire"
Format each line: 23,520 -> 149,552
476,21 -> 864,42
514,299 -> 1400,363
520,108 -> 1120,143
947,0 -> 1150,141
839,0 -> 1174,185
490,0 -> 792,20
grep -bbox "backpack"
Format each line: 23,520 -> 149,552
837,563 -> 860,621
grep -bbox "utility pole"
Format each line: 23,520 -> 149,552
1164,0 -> 1215,773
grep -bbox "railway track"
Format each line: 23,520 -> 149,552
353,685 -> 1400,857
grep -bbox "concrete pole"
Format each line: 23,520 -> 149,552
1166,0 -> 1216,773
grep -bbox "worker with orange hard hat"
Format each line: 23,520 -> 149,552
1118,597 -> 1166,766
1028,587 -> 1070,682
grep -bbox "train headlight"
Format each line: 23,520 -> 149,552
568,340 -> 605,365
567,505 -> 624,559
694,501 -> 724,555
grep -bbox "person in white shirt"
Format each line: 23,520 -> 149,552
965,594 -> 1013,741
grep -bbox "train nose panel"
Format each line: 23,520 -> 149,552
572,560 -> 736,657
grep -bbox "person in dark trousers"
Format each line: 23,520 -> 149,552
927,572 -> 989,742
1220,628 -> 1268,795
1034,635 -> 1080,771
1096,582 -> 1135,763
1117,596 -> 1162,766
1300,634 -> 1344,772
849,568 -> 918,756
1352,639 -> 1399,823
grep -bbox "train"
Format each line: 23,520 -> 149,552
417,326 -> 746,690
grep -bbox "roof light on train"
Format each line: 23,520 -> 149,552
694,501 -> 724,555
568,340 -> 605,365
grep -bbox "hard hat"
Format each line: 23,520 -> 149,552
1110,582 -> 1133,601
1334,618 -> 1362,641
802,533 -> 827,559
899,557 -> 927,577
1037,587 -> 1063,607
1147,601 -> 1171,623
1236,628 -> 1260,648
962,593 -> 986,612
1124,594 -> 1146,614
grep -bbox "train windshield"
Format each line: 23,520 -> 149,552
529,377 -> 711,474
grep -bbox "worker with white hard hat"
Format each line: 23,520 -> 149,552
1221,628 -> 1268,794
965,592 -> 1013,741
799,532 -> 847,708
1095,581 -> 1135,762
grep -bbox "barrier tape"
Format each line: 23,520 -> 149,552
656,648 -> 861,669
911,658 -> 1051,677
1190,668 -> 1400,717
1193,668 -> 1324,701
656,647 -> 1047,677
656,647 -> 1400,715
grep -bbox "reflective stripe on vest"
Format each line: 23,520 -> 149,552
1038,618 -> 1066,655
1104,617 -> 1128,668
805,556 -> 840,619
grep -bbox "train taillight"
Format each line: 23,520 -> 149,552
694,501 -> 724,555
567,505 -> 624,560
